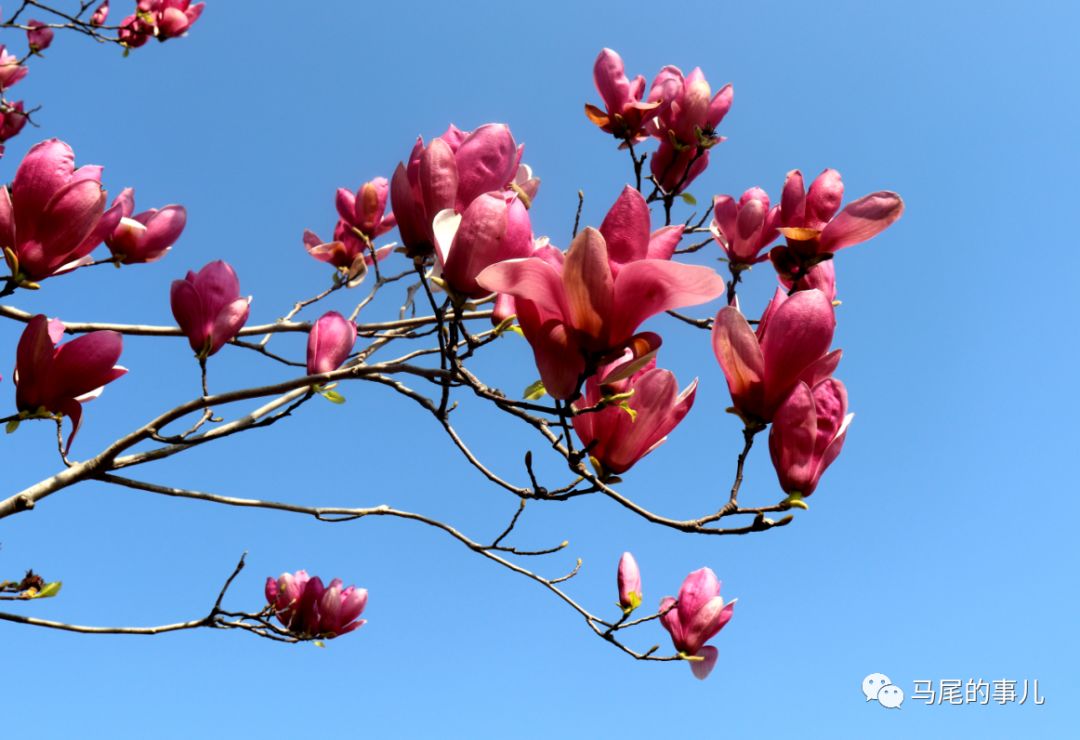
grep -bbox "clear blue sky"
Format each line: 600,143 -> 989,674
1,1 -> 1076,737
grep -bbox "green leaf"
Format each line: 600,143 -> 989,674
321,390 -> 346,404
31,581 -> 62,599
522,379 -> 547,401
5,419 -> 19,434
679,192 -> 697,206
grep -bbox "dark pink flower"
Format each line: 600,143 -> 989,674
572,358 -> 696,476
659,567 -> 735,680
584,48 -> 662,141
170,260 -> 251,358
391,124 -> 530,257
265,570 -> 368,639
307,311 -> 357,375
0,101 -> 27,155
143,0 -> 204,39
711,187 -> 781,266
118,14 -> 153,48
0,139 -> 122,282
104,188 -> 187,264
769,168 -> 904,281
26,21 -> 54,53
477,227 -> 724,399
90,2 -> 110,26
13,314 -> 126,451
433,192 -> 533,299
711,288 -> 839,423
617,552 -> 642,614
769,377 -> 853,497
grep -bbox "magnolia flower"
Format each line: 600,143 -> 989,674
170,260 -> 251,358
584,48 -> 661,141
104,188 -> 187,264
711,288 -> 839,423
617,552 -> 642,614
572,359 -> 696,477
26,21 -> 54,53
265,570 -> 368,639
659,567 -> 735,680
0,139 -> 122,283
307,311 -> 357,375
477,227 -> 724,399
90,2 -> 110,26
13,314 -> 126,451
711,187 -> 780,266
0,46 -> 28,89
769,168 -> 903,280
391,123 -> 528,257
769,377 -> 853,497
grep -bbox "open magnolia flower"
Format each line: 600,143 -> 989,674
660,567 -> 735,680
265,570 -> 367,639
13,314 -> 126,451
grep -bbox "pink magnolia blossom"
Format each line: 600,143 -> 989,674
769,168 -> 904,280
391,123 -> 529,257
336,177 -> 396,244
307,311 -> 357,375
118,14 -> 153,48
617,552 -> 642,614
711,288 -> 839,423
584,48 -> 661,141
0,139 -> 122,282
134,0 -> 204,40
0,101 -> 27,154
477,227 -> 724,399
711,187 -> 781,266
170,260 -> 251,358
572,358 -> 696,476
302,228 -> 392,287
265,570 -> 368,639
769,377 -> 853,497
659,567 -> 735,680
13,314 -> 126,451
0,46 -> 28,89
432,192 -> 533,299
103,188 -> 187,264
26,21 -> 54,53
645,66 -> 732,194
90,2 -> 109,26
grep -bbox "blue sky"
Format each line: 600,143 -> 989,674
1,1 -> 1076,737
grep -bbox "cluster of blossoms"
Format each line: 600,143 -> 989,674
115,1 -> 205,48
0,41 -> 902,671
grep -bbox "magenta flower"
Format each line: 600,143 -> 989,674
0,46 -> 28,90
617,552 -> 642,614
336,177 -> 396,244
103,188 -> 187,264
711,288 -> 839,423
170,260 -> 251,359
118,14 -> 153,48
477,227 -> 724,399
573,358 -> 696,477
307,311 -> 357,375
584,48 -> 662,141
659,567 -> 735,680
645,66 -> 732,194
142,0 -> 205,39
0,101 -> 27,155
13,314 -> 126,451
711,187 -> 781,266
0,139 -> 122,283
769,377 -> 853,497
391,123 -> 527,257
90,2 -> 109,26
769,168 -> 904,280
432,192 -> 533,299
265,570 -> 368,639
26,21 -> 54,53
302,228 -> 392,287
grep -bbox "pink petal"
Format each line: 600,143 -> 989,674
609,259 -> 725,345
818,191 -> 904,251
599,186 -> 650,268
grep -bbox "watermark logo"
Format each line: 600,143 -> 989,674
863,673 -> 904,709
